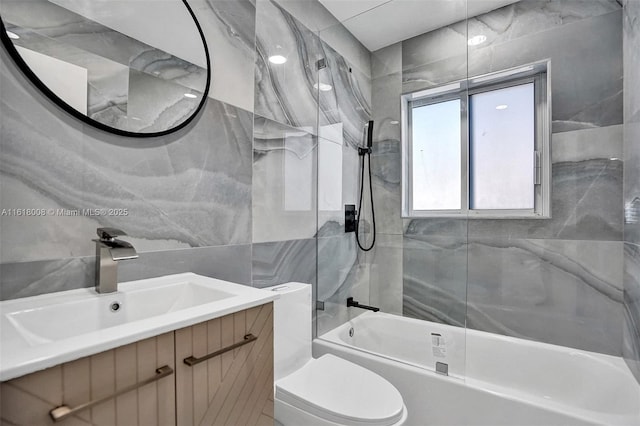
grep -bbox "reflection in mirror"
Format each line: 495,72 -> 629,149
0,0 -> 210,136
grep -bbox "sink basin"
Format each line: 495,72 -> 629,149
7,281 -> 234,345
0,273 -> 278,381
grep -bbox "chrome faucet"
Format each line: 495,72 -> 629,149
93,228 -> 138,293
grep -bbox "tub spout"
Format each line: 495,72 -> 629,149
347,297 -> 380,312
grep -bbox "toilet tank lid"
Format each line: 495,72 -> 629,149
262,282 -> 310,294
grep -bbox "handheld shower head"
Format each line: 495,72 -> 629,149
366,120 -> 374,148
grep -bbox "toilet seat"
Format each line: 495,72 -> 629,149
275,354 -> 405,426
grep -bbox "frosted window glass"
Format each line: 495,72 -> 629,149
412,99 -> 461,210
469,83 -> 534,210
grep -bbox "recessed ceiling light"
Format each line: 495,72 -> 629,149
268,55 -> 287,65
495,104 -> 508,110
390,120 -> 399,125
313,83 -> 332,92
184,93 -> 198,99
6,31 -> 19,40
468,35 -> 487,46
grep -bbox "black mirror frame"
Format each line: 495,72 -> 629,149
0,0 -> 211,138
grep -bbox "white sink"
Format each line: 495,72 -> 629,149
0,273 -> 278,381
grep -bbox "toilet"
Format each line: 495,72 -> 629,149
266,283 -> 407,426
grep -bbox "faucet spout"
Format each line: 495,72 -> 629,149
346,297 -> 380,312
94,228 -> 138,293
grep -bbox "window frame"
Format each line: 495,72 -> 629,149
401,62 -> 551,219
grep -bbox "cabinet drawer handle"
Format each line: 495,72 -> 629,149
49,365 -> 173,422
184,333 -> 257,366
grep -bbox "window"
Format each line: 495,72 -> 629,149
401,63 -> 550,218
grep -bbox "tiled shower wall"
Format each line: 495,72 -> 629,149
0,0 -> 369,312
623,0 -> 640,383
249,0 -> 373,337
371,0 -> 626,355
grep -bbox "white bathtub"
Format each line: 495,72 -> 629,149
314,311 -> 640,426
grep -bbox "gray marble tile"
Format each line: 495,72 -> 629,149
270,0 -> 339,33
254,0 -> 322,133
467,0 -> 621,55
552,125 -> 623,163
401,0 -> 620,72
403,10 -> 623,133
252,115 -> 317,243
0,244 -> 252,301
317,234 -> 370,336
401,20 -> 467,71
371,73 -> 402,235
372,43 -> 401,79
318,40 -> 372,148
402,235 -> 468,327
318,20 -> 372,78
469,154 -> 623,241
80,99 -> 253,249
623,243 -> 640,382
316,132 -> 366,237
403,218 -> 468,239
474,10 -> 623,133
191,0 -> 257,111
251,239 -> 316,288
0,257 -> 93,301
624,0 -> 640,123
1,49 -> 87,264
369,234 -> 403,315
624,121 -> 640,245
402,54 -> 468,94
1,48 -> 253,262
466,238 -> 623,356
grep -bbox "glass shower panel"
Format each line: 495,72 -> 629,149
314,0 -> 470,382
465,0 -> 625,375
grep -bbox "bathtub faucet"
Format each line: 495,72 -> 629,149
347,297 -> 380,312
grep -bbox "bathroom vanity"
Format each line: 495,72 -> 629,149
0,274 -> 276,426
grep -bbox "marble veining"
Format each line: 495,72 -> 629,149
467,157 -> 622,241
317,234 -> 370,336
466,238 -> 624,357
402,236 -> 468,327
402,0 -> 621,71
0,244 -> 252,301
1,53 -> 252,263
623,243 -> 640,382
318,39 -> 372,148
192,0 -> 256,111
403,9 -> 623,133
403,236 -> 624,355
623,0 -> 640,384
371,72 -> 402,235
252,115 -> 317,243
251,239 -> 316,288
254,0 -> 322,132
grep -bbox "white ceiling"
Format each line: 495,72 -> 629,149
318,0 -> 520,51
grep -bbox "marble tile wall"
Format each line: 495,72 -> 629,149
0,0 -> 330,299
623,0 -> 640,383
250,0 -> 375,335
373,0 -> 627,355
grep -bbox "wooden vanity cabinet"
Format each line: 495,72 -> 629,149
175,302 -> 274,426
0,303 -> 274,426
0,332 -> 176,426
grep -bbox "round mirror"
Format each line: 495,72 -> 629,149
0,0 -> 210,137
